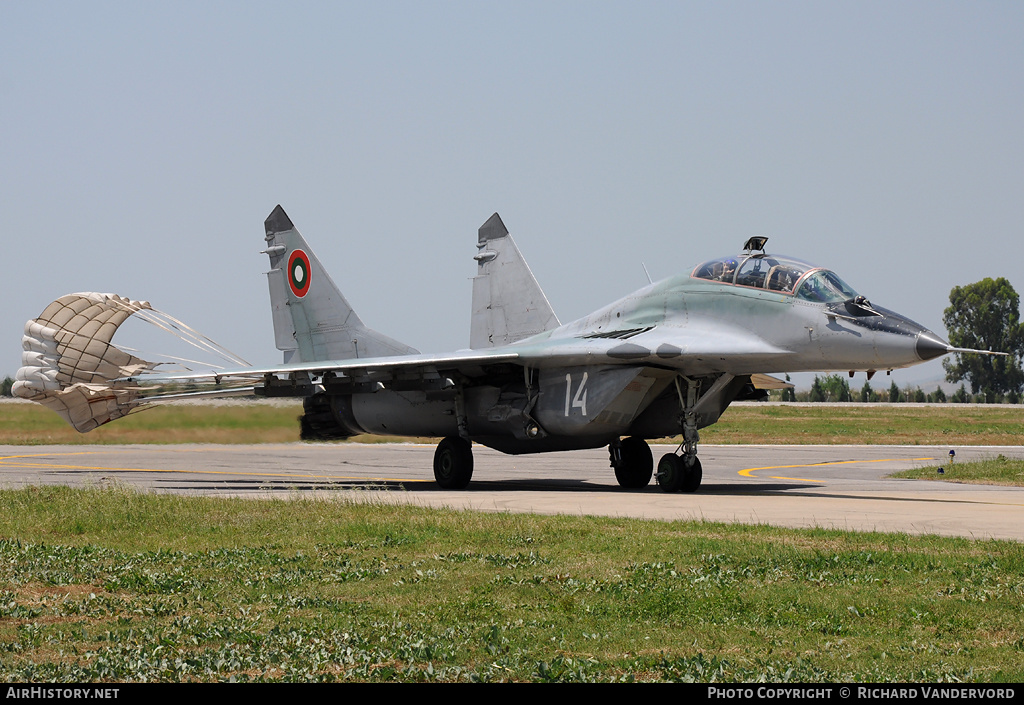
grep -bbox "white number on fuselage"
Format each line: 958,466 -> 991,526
564,372 -> 588,416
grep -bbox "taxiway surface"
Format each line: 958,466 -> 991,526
2,443 -> 1023,540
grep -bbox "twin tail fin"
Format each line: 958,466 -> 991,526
263,206 -> 419,363
470,213 -> 559,348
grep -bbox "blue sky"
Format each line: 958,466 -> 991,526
3,1 -> 1022,390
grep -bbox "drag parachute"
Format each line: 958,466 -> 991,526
14,292 -> 253,432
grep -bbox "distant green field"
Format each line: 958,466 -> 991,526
1,485 -> 1022,682
701,403 -> 1024,447
2,400 -> 1022,447
0,400 -> 306,445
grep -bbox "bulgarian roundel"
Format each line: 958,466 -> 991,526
287,249 -> 311,298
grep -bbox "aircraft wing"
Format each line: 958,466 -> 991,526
122,349 -> 524,399
127,323 -> 795,394
506,325 -> 796,375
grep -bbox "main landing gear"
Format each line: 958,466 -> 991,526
433,436 -> 474,489
609,436 -> 654,489
434,388 -> 475,490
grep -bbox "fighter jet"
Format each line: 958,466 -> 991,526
14,206 -> 994,492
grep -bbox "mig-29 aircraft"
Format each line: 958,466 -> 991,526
14,206 -> 993,493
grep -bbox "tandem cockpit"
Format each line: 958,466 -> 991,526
691,237 -> 861,305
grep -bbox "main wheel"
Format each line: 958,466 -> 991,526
613,437 -> 653,488
433,436 -> 474,489
656,454 -> 702,493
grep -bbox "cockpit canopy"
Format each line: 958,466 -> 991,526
692,254 -> 861,303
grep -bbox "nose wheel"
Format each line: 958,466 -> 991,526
656,453 -> 702,493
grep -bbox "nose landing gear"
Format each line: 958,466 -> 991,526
657,376 -> 703,493
656,452 -> 702,493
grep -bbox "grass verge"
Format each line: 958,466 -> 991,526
893,455 -> 1024,486
1,485 -> 1022,682
3,401 -> 1024,447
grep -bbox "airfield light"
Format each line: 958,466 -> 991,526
939,449 -> 956,475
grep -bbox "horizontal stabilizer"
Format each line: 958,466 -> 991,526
750,373 -> 794,390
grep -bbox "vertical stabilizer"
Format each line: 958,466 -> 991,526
470,213 -> 559,348
263,206 -> 419,363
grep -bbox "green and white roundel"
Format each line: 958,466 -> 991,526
288,249 -> 311,298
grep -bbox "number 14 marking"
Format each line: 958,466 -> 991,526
564,372 -> 588,416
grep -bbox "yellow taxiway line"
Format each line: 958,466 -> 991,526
1,449 -> 942,486
737,457 -> 938,482
0,449 -> 429,484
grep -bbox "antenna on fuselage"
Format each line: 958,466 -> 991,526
743,236 -> 768,254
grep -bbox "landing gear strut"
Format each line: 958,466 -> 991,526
657,376 -> 703,493
609,436 -> 653,488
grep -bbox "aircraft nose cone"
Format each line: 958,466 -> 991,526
916,331 -> 950,361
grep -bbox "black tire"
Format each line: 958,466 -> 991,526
656,453 -> 684,493
613,437 -> 653,488
682,457 -> 702,493
433,436 -> 474,489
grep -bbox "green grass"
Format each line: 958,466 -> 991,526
4,400 -> 1023,447
1,485 -> 1023,682
0,401 -> 305,445
698,403 -> 1024,446
893,455 -> 1024,486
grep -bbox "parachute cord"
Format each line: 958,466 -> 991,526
133,308 -> 245,365
99,296 -> 243,367
152,309 -> 251,366
125,306 -> 251,368
110,346 -> 230,371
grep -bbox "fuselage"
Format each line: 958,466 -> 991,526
20,207 -> 959,494
325,250 -> 950,455
514,251 -> 944,377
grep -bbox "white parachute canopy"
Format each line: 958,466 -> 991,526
14,292 -> 253,432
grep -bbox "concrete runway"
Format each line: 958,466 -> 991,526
2,443 -> 1023,541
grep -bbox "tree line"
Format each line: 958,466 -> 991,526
776,373 -> 1002,404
